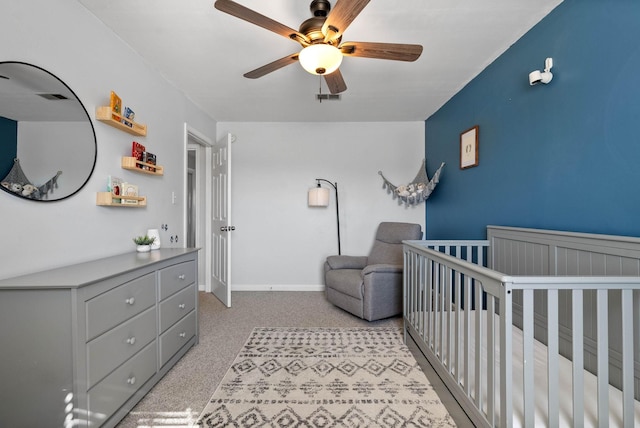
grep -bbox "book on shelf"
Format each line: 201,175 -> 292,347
107,175 -> 123,203
132,142 -> 146,168
122,106 -> 135,127
124,106 -> 135,120
144,152 -> 157,172
110,91 -> 122,114
121,182 -> 139,205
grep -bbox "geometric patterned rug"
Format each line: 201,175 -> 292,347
196,327 -> 456,427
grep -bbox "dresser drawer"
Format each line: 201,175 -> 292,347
158,261 -> 196,300
87,342 -> 157,426
159,284 -> 196,334
87,307 -> 157,389
86,273 -> 156,340
159,310 -> 196,367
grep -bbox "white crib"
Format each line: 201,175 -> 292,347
403,226 -> 640,428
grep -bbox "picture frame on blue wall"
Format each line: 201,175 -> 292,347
460,125 -> 479,169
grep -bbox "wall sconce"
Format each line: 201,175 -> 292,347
308,178 -> 341,255
529,57 -> 553,85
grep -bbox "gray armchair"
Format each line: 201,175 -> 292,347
324,222 -> 423,321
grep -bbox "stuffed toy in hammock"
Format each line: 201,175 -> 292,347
0,158 -> 62,200
378,159 -> 445,206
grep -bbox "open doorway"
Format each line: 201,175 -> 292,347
184,125 -> 213,292
186,149 -> 197,248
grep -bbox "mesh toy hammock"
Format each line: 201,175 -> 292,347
1,158 -> 62,200
378,159 -> 445,206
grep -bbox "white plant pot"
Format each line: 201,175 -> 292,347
136,245 -> 151,253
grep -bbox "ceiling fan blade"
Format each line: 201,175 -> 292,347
215,0 -> 309,45
339,41 -> 423,61
322,0 -> 371,43
324,69 -> 347,94
243,53 -> 299,79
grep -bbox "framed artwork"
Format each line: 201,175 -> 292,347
460,125 -> 479,169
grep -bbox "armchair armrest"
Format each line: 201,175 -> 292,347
325,255 -> 368,270
362,263 -> 403,276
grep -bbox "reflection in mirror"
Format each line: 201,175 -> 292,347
0,62 -> 96,201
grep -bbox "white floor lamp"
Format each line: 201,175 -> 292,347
308,178 -> 341,255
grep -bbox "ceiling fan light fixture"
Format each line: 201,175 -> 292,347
299,44 -> 343,75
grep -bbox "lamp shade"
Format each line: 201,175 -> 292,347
308,186 -> 330,206
299,44 -> 343,75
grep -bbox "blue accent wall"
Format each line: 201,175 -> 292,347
0,116 -> 17,179
424,0 -> 640,239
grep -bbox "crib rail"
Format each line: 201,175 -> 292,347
403,240 -> 640,428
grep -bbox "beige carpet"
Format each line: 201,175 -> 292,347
196,327 -> 456,427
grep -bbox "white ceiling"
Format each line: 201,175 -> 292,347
78,0 -> 562,122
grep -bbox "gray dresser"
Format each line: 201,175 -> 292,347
0,248 -> 199,428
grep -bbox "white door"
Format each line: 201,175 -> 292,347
211,133 -> 233,307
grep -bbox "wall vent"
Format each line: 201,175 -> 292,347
316,94 -> 341,101
37,93 -> 68,100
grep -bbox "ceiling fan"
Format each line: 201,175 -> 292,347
214,0 -> 423,94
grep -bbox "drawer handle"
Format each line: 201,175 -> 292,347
127,376 -> 136,385
125,297 -> 135,305
178,274 -> 186,280
178,303 -> 186,309
126,336 -> 136,345
179,332 -> 186,338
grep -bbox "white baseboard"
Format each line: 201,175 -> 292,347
232,284 -> 325,292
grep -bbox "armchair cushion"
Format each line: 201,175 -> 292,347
325,255 -> 368,270
325,269 -> 363,298
368,222 -> 422,265
362,263 -> 403,276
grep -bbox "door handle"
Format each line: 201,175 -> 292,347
220,226 -> 236,232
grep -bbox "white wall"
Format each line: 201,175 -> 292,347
0,0 -> 216,279
218,122 -> 425,290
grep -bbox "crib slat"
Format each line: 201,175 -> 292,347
547,289 -> 559,426
438,262 -> 445,363
474,281 -> 483,410
434,261 -> 440,356
572,289 -> 585,427
596,289 -> 609,428
419,256 -> 426,338
416,254 -> 422,334
464,275 -> 472,395
455,270 -> 462,384
426,258 -> 433,347
621,289 -> 634,428
405,252 -> 411,328
522,289 -> 535,428
501,284 -> 514,428
486,296 -> 496,426
445,266 -> 452,371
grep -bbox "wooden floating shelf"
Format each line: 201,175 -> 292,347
96,192 -> 147,207
96,106 -> 147,136
121,157 -> 163,175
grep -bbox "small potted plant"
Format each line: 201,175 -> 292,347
133,235 -> 156,253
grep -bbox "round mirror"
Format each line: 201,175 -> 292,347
0,62 -> 96,202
